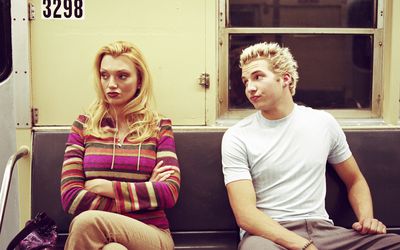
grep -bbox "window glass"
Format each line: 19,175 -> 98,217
229,0 -> 376,28
0,0 -> 12,82
229,34 -> 373,110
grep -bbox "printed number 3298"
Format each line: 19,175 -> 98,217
42,0 -> 84,19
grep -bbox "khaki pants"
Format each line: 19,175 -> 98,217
64,210 -> 174,250
239,219 -> 400,250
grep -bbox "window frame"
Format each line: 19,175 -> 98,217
218,0 -> 384,121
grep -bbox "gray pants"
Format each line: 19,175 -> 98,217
239,219 -> 400,250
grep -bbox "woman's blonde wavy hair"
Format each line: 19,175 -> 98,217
239,42 -> 299,96
85,41 -> 160,142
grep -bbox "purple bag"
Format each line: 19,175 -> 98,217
7,212 -> 57,250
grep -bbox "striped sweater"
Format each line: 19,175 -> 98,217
60,115 -> 180,229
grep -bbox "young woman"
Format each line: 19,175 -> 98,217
61,41 -> 180,250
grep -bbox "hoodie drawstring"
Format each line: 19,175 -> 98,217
137,143 -> 142,171
111,131 -> 141,171
109,113 -> 141,171
111,130 -> 117,169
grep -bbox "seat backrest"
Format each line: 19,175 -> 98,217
31,131 -> 72,233
166,131 -> 237,231
31,129 -> 400,236
31,130 -> 237,234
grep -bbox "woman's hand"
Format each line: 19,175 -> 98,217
150,161 -> 178,182
85,179 -> 114,198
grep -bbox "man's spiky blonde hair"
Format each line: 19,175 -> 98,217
240,42 -> 299,95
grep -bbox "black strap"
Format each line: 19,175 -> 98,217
7,212 -> 54,250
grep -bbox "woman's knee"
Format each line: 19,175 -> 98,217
69,210 -> 105,232
103,242 -> 128,250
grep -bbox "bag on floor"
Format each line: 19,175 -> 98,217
7,212 -> 57,250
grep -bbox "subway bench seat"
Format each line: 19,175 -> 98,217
31,129 -> 400,249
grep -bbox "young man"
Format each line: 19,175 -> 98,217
221,42 -> 400,250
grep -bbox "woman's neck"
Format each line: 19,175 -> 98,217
112,112 -> 129,142
108,107 -> 127,133
108,106 -> 123,122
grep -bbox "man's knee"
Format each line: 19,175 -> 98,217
371,233 -> 400,249
239,235 -> 285,250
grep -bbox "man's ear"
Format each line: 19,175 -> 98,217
282,74 -> 291,87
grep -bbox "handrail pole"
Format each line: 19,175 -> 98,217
0,146 -> 29,234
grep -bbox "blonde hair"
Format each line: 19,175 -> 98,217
240,42 -> 299,95
85,41 -> 160,142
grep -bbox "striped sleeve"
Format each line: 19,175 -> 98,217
60,115 -> 116,215
113,119 -> 181,213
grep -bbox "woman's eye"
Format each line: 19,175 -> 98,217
119,74 -> 128,80
256,75 -> 263,80
100,73 -> 109,80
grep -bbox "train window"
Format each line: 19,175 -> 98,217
229,0 -> 375,28
219,0 -> 382,119
229,34 -> 373,110
0,0 -> 12,82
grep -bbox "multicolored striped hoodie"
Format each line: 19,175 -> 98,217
60,115 -> 180,229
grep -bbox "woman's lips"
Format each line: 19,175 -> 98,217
107,92 -> 120,98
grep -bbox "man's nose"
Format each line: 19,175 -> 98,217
246,81 -> 257,92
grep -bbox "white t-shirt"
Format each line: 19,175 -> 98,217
222,104 -> 352,236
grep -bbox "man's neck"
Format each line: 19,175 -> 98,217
261,100 -> 295,120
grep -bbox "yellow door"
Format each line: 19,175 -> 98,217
30,0 -> 207,125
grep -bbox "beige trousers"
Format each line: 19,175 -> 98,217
64,210 -> 174,250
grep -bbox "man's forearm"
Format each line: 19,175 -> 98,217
347,177 -> 373,220
238,207 -> 314,250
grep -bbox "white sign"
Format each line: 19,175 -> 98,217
41,0 -> 85,20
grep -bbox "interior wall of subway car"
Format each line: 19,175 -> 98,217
1,0 -> 400,249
